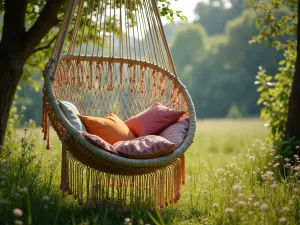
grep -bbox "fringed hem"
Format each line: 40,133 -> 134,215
61,146 -> 185,210
42,87 -> 51,150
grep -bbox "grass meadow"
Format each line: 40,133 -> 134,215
1,119 -> 300,225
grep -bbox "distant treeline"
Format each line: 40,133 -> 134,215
17,0 -> 283,125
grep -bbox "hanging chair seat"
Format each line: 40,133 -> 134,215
42,0 -> 196,209
43,55 -> 195,173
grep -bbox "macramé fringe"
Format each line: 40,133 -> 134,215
60,145 -> 185,210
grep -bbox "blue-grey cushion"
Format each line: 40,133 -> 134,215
57,100 -> 87,132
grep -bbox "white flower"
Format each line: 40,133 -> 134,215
294,166 -> 300,172
282,207 -> 289,211
42,195 -> 50,201
273,163 -> 280,168
212,203 -> 219,208
249,156 -> 255,160
125,218 -> 131,223
237,201 -> 247,207
14,220 -> 23,225
225,208 -> 234,213
260,203 -> 269,211
232,183 -> 243,192
12,208 -> 23,217
262,171 -> 274,181
253,202 -> 260,207
279,217 -> 287,224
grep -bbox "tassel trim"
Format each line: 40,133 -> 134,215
61,150 -> 185,210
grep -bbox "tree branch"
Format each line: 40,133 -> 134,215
1,0 -> 28,48
31,34 -> 58,54
252,7 -> 288,46
25,0 -> 66,59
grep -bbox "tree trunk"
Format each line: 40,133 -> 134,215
285,2 -> 300,147
0,48 -> 25,148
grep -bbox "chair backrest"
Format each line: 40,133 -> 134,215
53,56 -> 189,120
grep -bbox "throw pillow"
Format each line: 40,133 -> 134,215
125,103 -> 185,137
58,100 -> 87,132
78,113 -> 136,145
114,135 -> 175,159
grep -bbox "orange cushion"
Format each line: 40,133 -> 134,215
78,113 -> 136,145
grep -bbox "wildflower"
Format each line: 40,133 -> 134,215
249,156 -> 255,160
42,195 -> 50,201
271,183 -> 278,188
212,203 -> 219,208
14,220 -> 23,225
260,203 -> 269,211
284,158 -> 290,162
282,207 -> 289,211
294,188 -> 299,193
271,149 -> 276,153
284,163 -> 291,168
12,208 -> 23,217
200,160 -> 205,165
273,163 -> 280,168
21,106 -> 26,111
294,166 -> 300,172
225,208 -> 234,213
124,218 -> 131,224
279,217 -> 287,224
262,171 -> 274,181
237,201 -> 247,207
296,146 -> 300,149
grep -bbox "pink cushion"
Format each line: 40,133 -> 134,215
159,119 -> 189,147
81,131 -> 117,154
125,103 -> 185,137
113,135 -> 176,159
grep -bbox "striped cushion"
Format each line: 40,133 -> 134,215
159,119 -> 189,147
81,131 -> 118,155
113,135 -> 175,159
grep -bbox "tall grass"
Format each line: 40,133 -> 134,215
1,119 -> 300,224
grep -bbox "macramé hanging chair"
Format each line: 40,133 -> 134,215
42,0 -> 196,209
